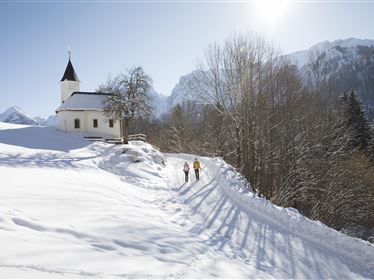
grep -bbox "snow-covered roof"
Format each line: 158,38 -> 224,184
56,92 -> 112,112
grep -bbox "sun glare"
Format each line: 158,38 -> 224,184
254,0 -> 290,26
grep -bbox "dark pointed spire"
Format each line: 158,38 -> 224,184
60,51 -> 79,82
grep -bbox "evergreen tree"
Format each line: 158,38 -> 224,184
339,91 -> 371,151
368,127 -> 374,162
162,104 -> 186,153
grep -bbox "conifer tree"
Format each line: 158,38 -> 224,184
163,104 -> 186,153
344,91 -> 371,150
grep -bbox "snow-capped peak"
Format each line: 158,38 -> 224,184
0,106 -> 41,126
286,37 -> 374,67
1,106 -> 27,117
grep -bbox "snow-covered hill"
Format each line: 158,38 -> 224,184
0,106 -> 40,125
0,122 -> 373,278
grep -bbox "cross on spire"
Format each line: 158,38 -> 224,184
60,48 -> 79,82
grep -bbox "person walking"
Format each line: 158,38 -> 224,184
183,162 -> 190,183
193,158 -> 201,181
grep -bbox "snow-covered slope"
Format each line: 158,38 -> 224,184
0,122 -> 373,278
42,115 -> 57,127
286,37 -> 374,119
286,37 -> 374,67
0,106 -> 40,125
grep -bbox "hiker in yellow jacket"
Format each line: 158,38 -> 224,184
193,158 -> 201,181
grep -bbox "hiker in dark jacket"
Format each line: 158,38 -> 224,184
183,162 -> 190,183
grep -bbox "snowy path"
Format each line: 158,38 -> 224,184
165,155 -> 374,278
0,123 -> 373,278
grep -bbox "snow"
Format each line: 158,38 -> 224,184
166,72 -> 203,108
0,106 -> 40,125
34,115 -> 57,127
150,37 -> 374,119
149,37 -> 374,119
56,93 -> 108,112
0,107 -> 57,127
0,122 -> 373,278
286,37 -> 374,67
151,71 -> 206,117
148,87 -> 168,118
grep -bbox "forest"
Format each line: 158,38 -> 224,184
129,34 -> 374,241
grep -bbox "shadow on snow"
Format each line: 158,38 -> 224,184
0,126 -> 89,152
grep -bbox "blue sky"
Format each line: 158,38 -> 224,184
1,1 -> 374,117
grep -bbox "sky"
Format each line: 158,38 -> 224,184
1,1 -> 374,118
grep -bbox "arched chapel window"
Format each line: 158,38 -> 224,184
74,119 -> 80,129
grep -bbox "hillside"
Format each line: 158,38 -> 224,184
285,38 -> 374,67
153,38 -> 374,120
287,38 -> 374,119
0,122 -> 373,278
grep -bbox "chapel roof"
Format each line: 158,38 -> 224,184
56,92 -> 112,112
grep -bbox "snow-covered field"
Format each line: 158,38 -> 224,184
0,122 -> 373,278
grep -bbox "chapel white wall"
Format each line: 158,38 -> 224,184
56,110 -> 121,138
86,111 -> 121,137
56,111 -> 83,133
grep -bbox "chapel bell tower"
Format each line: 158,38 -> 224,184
60,51 -> 80,103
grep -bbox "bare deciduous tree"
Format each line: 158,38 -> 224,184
157,32 -> 374,239
98,66 -> 152,143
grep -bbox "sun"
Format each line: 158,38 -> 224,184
254,0 -> 290,26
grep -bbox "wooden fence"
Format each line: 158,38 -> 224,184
84,134 -> 147,144
127,134 -> 147,142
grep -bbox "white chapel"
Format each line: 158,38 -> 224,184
55,55 -> 121,138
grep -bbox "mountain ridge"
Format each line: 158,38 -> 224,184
151,37 -> 374,119
0,106 -> 56,126
286,37 -> 374,67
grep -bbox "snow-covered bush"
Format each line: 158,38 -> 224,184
122,141 -> 165,165
98,141 -> 165,178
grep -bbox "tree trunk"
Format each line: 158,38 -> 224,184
123,118 -> 130,144
119,117 -> 124,142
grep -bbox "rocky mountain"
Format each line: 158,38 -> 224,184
287,38 -> 374,119
286,38 -> 374,67
148,87 -> 168,118
166,73 -> 202,112
0,106 -> 41,125
152,38 -> 374,120
149,75 -> 201,118
0,106 -> 56,126
35,115 -> 57,127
